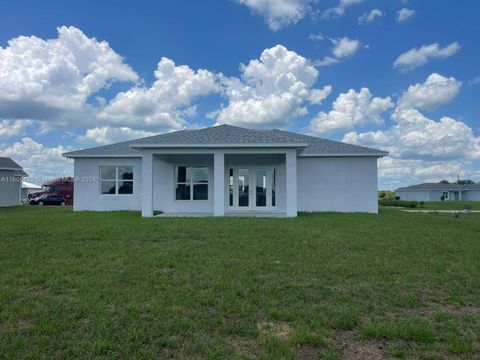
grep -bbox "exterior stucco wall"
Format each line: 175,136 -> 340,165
73,158 -> 142,211
73,154 -> 381,214
396,190 -> 430,201
429,191 -> 445,201
297,157 -> 379,213
462,191 -> 480,201
0,170 -> 21,207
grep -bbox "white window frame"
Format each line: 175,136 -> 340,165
99,165 -> 134,196
442,191 -> 449,200
174,166 -> 209,201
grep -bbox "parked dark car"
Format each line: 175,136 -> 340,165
30,176 -> 74,205
29,194 -> 66,206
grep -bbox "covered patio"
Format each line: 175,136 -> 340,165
136,147 -> 300,218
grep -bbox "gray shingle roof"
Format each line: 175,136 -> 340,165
0,157 -> 23,170
396,183 -> 480,191
64,124 -> 387,158
270,129 -> 385,156
0,157 -> 28,176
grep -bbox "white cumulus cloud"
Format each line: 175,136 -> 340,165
332,37 -> 360,58
396,8 -> 415,22
0,137 -> 73,179
308,85 -> 333,105
313,36 -> 360,67
396,73 -> 462,111
393,42 -> 460,72
0,120 -> 33,138
341,74 -> 480,188
78,126 -> 157,145
0,26 -> 138,125
236,0 -> 314,30
307,88 -> 394,135
376,157 -> 471,190
98,57 -> 220,131
358,9 -> 384,24
215,45 -> 331,128
344,109 -> 480,160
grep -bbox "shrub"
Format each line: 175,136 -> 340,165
378,190 -> 395,200
378,199 -> 418,208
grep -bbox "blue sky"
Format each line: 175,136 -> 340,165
0,0 -> 479,189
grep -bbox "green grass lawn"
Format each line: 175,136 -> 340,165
379,200 -> 480,211
418,201 -> 480,210
1,206 -> 479,359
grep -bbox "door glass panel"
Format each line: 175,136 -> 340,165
229,168 -> 234,206
238,168 -> 249,207
272,168 -> 276,207
255,169 -> 267,207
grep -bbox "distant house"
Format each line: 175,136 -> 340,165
64,124 -> 387,217
396,183 -> 480,202
0,157 -> 28,207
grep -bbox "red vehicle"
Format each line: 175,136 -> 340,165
30,177 -> 74,205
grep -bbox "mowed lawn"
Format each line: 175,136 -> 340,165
419,201 -> 480,211
0,207 -> 479,359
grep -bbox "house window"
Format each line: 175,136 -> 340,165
100,166 -> 134,195
442,191 -> 449,200
175,166 -> 208,200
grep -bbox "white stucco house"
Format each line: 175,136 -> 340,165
396,183 -> 480,202
0,157 -> 28,207
64,124 -> 387,217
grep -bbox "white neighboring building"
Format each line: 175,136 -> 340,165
396,183 -> 480,202
64,124 -> 387,217
0,157 -> 28,207
22,181 -> 42,200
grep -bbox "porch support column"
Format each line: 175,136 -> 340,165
459,191 -> 462,201
285,149 -> 298,217
141,151 -> 154,217
213,151 -> 225,216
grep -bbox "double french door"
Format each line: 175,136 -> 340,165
228,166 -> 276,210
